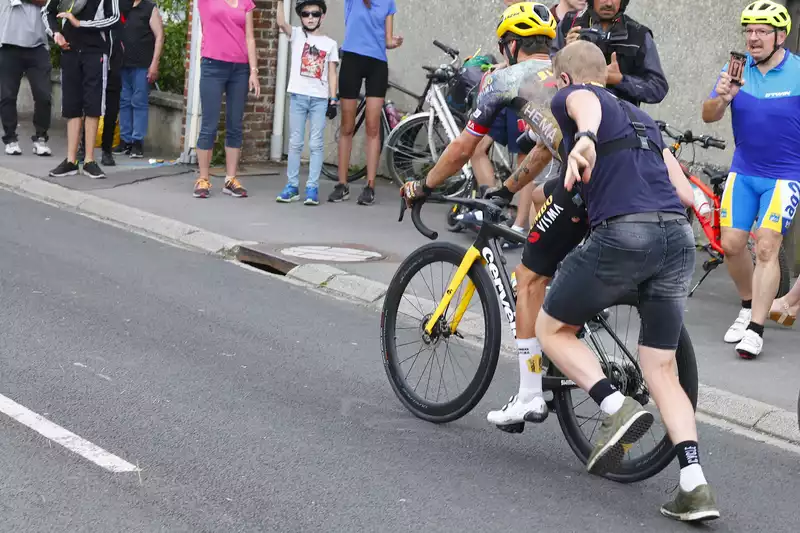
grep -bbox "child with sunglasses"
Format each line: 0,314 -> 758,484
276,0 -> 339,206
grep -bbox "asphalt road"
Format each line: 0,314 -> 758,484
1,189 -> 798,532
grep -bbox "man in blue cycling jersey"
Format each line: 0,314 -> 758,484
702,1 -> 799,360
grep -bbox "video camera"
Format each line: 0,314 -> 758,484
576,28 -> 612,58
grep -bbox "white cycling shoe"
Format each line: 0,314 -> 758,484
735,329 -> 763,359
487,394 -> 549,432
724,308 -> 751,343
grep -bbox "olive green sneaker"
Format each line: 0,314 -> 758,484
660,484 -> 720,522
586,396 -> 654,475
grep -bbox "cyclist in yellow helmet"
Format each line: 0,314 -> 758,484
402,2 -> 591,430
702,0 -> 799,360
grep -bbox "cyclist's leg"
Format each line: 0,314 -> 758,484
487,178 -> 588,428
638,219 -> 718,520
740,178 -> 800,356
470,134 -> 496,189
720,173 -> 759,343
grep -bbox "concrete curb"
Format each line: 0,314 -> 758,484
2,166 -> 798,446
0,167 -> 242,257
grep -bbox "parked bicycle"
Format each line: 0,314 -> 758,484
320,79 -> 415,183
657,121 -> 791,298
379,194 -> 699,483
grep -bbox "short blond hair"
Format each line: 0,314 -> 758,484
553,40 -> 608,86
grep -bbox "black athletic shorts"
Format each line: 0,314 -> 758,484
338,51 -> 389,99
521,176 -> 589,277
61,50 -> 107,119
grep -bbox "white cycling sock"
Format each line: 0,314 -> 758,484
517,338 -> 543,402
511,225 -> 525,233
600,391 -> 626,415
680,464 -> 707,492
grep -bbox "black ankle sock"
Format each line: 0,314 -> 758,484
747,322 -> 764,336
741,299 -> 752,309
675,441 -> 700,469
588,378 -> 618,407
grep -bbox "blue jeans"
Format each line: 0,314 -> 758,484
119,67 -> 149,143
543,212 -> 695,350
197,58 -> 249,150
286,93 -> 328,189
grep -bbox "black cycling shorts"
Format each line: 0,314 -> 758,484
338,51 -> 389,99
61,50 -> 108,119
521,176 -> 589,277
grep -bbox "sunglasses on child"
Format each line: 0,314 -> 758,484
301,11 -> 322,18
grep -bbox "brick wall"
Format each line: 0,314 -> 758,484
180,0 -> 280,163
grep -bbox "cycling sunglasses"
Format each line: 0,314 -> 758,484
301,11 -> 322,18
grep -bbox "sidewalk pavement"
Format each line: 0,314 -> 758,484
3,120 -> 799,444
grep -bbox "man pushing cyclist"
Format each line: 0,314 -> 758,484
402,3 -> 712,522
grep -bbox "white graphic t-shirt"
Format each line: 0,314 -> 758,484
287,27 -> 339,99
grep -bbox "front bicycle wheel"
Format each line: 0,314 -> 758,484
380,242 -> 502,423
552,298 -> 698,484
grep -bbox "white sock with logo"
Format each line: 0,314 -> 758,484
517,338 -> 543,402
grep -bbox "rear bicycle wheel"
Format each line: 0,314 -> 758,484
380,242 -> 502,423
552,298 -> 699,484
321,99 -> 386,183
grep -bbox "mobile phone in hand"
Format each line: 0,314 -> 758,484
728,52 -> 746,85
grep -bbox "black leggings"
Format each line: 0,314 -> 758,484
338,51 -> 389,99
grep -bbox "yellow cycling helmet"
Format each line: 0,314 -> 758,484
741,0 -> 791,35
496,2 -> 557,40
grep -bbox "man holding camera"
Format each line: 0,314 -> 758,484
550,0 -> 668,107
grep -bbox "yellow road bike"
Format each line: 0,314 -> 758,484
380,195 -> 699,483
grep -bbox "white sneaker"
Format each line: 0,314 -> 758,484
4,142 -> 22,155
32,138 -> 52,156
724,308 -> 751,343
487,394 -> 549,427
735,329 -> 763,359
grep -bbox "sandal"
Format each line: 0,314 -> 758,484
769,300 -> 797,327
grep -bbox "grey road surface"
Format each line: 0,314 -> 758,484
0,189 -> 798,532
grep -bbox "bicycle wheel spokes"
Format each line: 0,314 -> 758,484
393,260 -> 486,406
564,304 -> 670,468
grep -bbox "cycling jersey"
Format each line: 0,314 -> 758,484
709,51 -> 800,181
466,58 -> 564,161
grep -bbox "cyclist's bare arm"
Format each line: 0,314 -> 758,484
663,149 -> 694,208
701,96 -> 729,124
702,72 -> 740,123
503,141 -> 553,193
423,131 -> 482,189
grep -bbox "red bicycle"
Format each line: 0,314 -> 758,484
656,121 -> 791,298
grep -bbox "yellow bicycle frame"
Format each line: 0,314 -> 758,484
423,245 -> 485,335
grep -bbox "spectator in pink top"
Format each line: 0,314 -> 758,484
193,0 -> 261,199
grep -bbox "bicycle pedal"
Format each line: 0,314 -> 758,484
497,422 -> 524,434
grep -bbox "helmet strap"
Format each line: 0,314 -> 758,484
503,39 -> 520,66
754,32 -> 781,66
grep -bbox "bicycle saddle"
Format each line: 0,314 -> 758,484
703,168 -> 730,186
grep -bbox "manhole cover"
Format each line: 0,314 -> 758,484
280,245 -> 384,263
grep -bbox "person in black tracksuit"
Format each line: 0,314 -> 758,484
42,0 -> 120,179
99,1 -> 133,166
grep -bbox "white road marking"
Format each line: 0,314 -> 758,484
0,394 -> 138,472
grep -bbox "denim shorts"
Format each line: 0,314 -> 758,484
543,212 -> 696,350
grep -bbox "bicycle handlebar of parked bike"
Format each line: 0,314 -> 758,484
656,120 -> 726,150
433,40 -> 459,58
